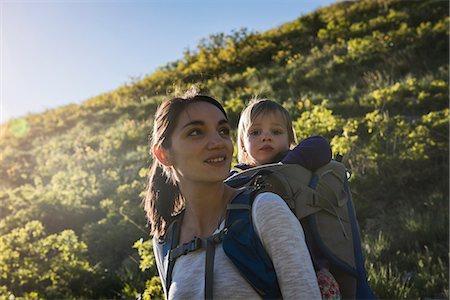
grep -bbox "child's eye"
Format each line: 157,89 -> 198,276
249,129 -> 261,136
273,129 -> 284,135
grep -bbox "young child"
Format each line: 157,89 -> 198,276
236,98 -> 341,300
236,98 -> 332,171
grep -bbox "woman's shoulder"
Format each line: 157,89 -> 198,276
253,191 -> 284,203
152,215 -> 181,258
250,191 -> 305,250
252,191 -> 291,217
152,236 -> 164,256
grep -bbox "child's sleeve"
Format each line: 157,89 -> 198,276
281,135 -> 332,170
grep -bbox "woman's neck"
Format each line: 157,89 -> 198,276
178,181 -> 234,241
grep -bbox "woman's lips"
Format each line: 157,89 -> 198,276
204,155 -> 229,167
204,156 -> 226,163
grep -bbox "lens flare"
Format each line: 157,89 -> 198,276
8,118 -> 29,138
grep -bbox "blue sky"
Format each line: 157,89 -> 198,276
1,0 -> 338,123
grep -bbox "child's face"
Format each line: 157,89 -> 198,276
243,111 -> 290,165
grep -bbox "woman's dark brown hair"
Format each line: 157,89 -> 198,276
144,94 -> 228,239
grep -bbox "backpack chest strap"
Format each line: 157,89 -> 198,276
167,228 -> 227,300
169,229 -> 227,261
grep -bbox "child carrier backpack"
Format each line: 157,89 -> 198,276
224,157 -> 376,299
159,157 -> 376,299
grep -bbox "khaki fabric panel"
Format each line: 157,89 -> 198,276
316,211 -> 356,268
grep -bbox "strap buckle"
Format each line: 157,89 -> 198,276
183,237 -> 202,255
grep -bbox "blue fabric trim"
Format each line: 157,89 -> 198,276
234,163 -> 253,170
308,174 -> 320,189
226,176 -> 253,188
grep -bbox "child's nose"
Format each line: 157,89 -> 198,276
261,131 -> 272,141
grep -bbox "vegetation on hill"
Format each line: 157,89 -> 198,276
0,0 -> 448,299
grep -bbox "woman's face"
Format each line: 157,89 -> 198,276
164,102 -> 233,185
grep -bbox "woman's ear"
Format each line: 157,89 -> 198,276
153,145 -> 172,166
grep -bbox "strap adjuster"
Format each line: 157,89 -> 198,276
169,228 -> 228,261
183,237 -> 201,255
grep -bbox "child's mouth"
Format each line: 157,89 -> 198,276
260,145 -> 274,151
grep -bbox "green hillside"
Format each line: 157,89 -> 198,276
1,0 -> 448,299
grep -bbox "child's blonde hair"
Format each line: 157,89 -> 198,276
237,98 -> 297,165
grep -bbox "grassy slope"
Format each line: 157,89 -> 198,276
0,0 -> 448,298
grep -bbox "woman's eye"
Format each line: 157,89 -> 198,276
188,129 -> 202,136
219,127 -> 230,136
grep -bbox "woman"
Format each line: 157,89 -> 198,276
144,93 -> 321,299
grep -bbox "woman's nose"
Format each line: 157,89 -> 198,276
207,132 -> 226,149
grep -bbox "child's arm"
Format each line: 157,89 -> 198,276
281,136 -> 332,170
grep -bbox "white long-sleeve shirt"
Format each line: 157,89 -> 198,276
153,191 -> 321,300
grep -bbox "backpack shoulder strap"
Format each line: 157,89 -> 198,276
163,211 -> 227,299
162,215 -> 182,292
223,188 -> 282,299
